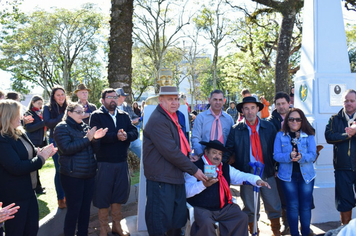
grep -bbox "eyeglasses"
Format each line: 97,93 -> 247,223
106,96 -> 118,100
72,110 -> 85,115
288,118 -> 302,123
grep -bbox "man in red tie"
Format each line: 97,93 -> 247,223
185,140 -> 270,236
143,86 -> 208,236
224,96 -> 282,236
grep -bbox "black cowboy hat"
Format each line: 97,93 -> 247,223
236,96 -> 264,113
199,140 -> 228,152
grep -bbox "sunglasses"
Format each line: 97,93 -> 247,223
288,117 -> 302,123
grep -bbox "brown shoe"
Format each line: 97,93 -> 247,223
111,203 -> 130,236
270,217 -> 281,236
58,198 -> 67,209
98,208 -> 111,236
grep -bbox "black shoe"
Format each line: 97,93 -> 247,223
36,187 -> 46,195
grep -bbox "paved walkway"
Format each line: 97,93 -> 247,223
85,185 -> 343,236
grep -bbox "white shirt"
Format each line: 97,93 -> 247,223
184,156 -> 261,198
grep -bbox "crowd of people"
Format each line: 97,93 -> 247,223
0,85 -> 355,236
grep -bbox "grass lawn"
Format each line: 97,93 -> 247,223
37,158 -> 141,220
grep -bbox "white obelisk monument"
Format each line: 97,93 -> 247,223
295,0 -> 356,223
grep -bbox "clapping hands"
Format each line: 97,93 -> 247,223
37,143 -> 58,161
87,127 -> 108,141
117,129 -> 127,141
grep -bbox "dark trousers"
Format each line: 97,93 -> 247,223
50,138 -> 65,200
191,204 -> 248,236
145,180 -> 187,236
60,174 -> 95,236
4,194 -> 39,236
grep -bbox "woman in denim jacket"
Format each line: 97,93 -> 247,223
273,108 -> 317,236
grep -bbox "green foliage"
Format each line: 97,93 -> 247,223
219,13 -> 279,102
346,23 -> 356,72
0,5 -> 107,96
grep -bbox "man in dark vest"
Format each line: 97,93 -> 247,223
185,140 -> 270,236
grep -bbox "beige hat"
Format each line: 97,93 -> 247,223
159,86 -> 179,95
74,84 -> 91,93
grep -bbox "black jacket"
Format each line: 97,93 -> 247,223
325,108 -> 356,171
24,110 -> 47,147
266,109 -> 284,132
224,118 -> 277,178
0,133 -> 44,204
54,116 -> 99,178
89,106 -> 138,163
43,105 -> 64,139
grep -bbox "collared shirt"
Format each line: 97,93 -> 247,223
102,106 -> 118,127
184,155 -> 261,198
191,109 -> 234,155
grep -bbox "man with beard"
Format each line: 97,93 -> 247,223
89,88 -> 138,236
325,89 -> 356,225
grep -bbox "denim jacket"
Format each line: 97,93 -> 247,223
273,131 -> 317,183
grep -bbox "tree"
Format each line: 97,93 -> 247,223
133,0 -> 190,94
108,0 -> 134,104
132,44 -> 155,101
180,29 -> 210,111
193,0 -> 232,90
0,5 -> 105,96
226,0 -> 303,94
220,14 -> 279,102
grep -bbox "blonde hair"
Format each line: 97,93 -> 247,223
0,99 -> 24,140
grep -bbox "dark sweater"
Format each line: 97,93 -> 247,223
187,158 -> 231,211
24,110 -> 46,147
89,106 -> 138,163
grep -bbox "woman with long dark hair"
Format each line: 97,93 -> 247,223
273,108 -> 317,236
0,99 -> 57,235
54,102 -> 107,236
43,85 -> 68,208
24,95 -> 47,194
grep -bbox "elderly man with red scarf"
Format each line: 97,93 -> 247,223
224,96 -> 282,236
143,86 -> 208,236
185,140 -> 270,236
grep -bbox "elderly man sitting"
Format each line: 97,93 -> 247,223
185,140 -> 270,236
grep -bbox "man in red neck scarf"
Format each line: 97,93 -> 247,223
185,140 -> 270,236
143,86 -> 208,236
224,96 -> 282,236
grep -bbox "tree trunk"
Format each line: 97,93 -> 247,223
275,10 -> 296,94
108,0 -> 134,104
212,46 -> 218,90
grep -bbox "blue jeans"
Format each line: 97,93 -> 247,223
129,127 -> 141,159
281,172 -> 314,236
49,138 -> 65,200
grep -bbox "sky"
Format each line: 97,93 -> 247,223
1,0 -> 356,93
